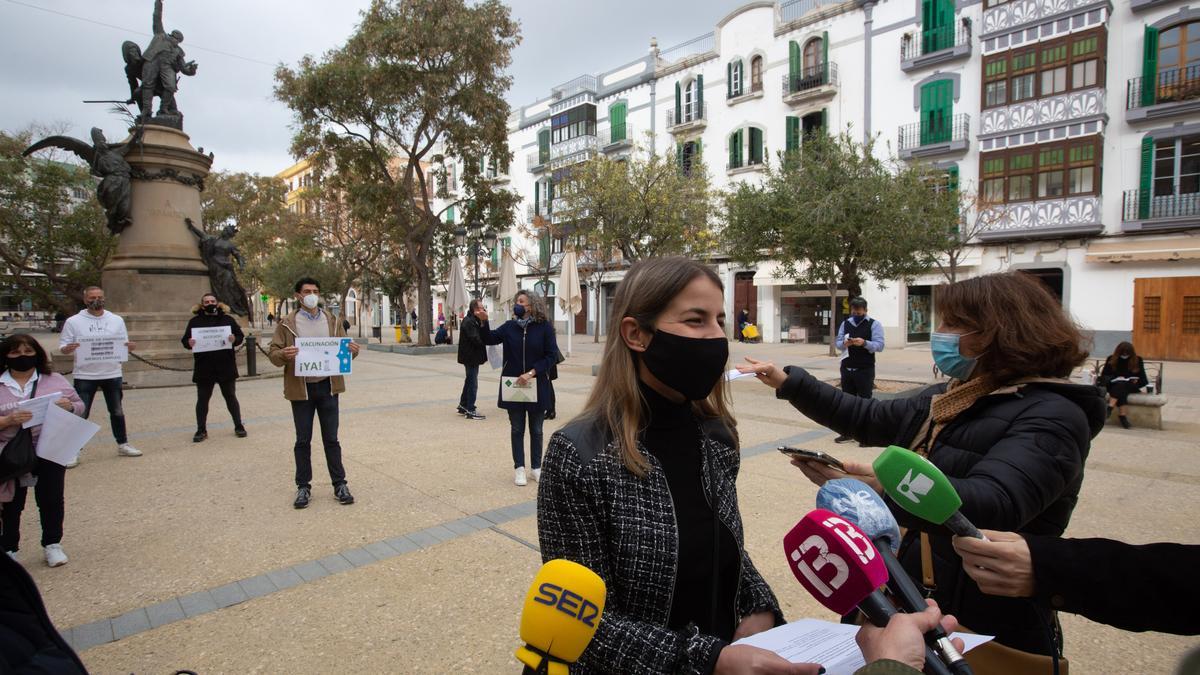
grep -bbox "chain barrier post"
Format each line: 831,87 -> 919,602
246,334 -> 257,377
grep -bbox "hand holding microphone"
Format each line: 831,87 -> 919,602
857,600 -> 965,672
817,478 -> 972,674
872,446 -> 986,540
516,559 -> 606,675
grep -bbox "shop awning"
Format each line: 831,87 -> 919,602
1086,237 -> 1200,263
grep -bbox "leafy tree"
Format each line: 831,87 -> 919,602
555,143 -> 714,263
929,185 -> 1001,284
0,128 -> 114,312
724,131 -> 956,353
275,0 -> 520,346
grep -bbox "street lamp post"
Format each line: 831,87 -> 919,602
454,222 -> 498,299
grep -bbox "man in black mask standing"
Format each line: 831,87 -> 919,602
182,293 -> 246,442
833,296 -> 884,443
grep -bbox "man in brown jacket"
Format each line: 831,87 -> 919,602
268,277 -> 360,509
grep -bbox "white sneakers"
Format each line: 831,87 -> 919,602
514,467 -> 527,486
44,544 -> 68,567
117,444 -> 142,457
531,468 -> 542,482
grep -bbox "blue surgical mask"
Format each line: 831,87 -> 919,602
513,304 -> 526,318
931,331 -> 978,380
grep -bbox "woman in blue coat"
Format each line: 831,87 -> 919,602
478,290 -> 559,486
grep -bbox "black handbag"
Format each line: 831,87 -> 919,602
0,379 -> 39,482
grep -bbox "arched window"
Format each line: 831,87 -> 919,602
751,55 -> 763,93
728,59 -> 745,98
803,37 -> 824,75
685,79 -> 698,120
1157,22 -> 1200,101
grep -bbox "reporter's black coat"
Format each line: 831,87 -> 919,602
0,552 -> 87,673
1026,536 -> 1199,635
777,366 -> 1106,656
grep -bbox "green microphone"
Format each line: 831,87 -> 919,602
873,446 -> 986,540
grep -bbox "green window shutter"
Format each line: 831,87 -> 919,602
677,142 -> 684,170
822,32 -> 830,82
538,129 -> 550,164
492,242 -> 499,267
789,40 -> 800,82
1142,26 -> 1159,108
675,81 -> 682,122
695,138 -> 702,159
539,235 -> 549,267
920,81 -> 953,145
820,108 -> 828,133
446,206 -> 455,224
727,62 -> 733,98
1139,136 -> 1154,219
922,0 -> 935,53
947,165 -> 959,192
696,74 -> 704,115
534,181 -> 540,214
547,179 -> 554,212
729,131 -> 741,168
750,128 -> 763,164
609,102 -> 627,142
786,116 -> 800,152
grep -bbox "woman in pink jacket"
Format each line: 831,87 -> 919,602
0,334 -> 85,567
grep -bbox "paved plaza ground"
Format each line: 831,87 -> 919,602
10,332 -> 1198,673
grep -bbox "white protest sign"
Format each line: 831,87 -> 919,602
500,376 -> 537,403
75,336 -> 128,364
293,337 -> 353,377
18,392 -> 63,429
35,402 -> 100,467
192,326 -> 232,353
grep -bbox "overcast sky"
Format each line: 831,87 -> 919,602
1,0 -> 739,176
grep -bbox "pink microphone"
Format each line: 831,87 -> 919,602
783,508 -> 889,617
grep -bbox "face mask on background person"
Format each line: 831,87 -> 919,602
6,354 -> 37,373
301,294 -> 320,310
88,299 -> 104,310
204,303 -> 219,314
513,304 -> 526,318
640,328 -> 729,401
930,331 -> 978,381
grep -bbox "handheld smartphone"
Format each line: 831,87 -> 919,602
778,446 -> 846,472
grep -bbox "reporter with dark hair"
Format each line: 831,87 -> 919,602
953,531 -> 1200,635
0,335 -> 85,567
739,272 -> 1107,662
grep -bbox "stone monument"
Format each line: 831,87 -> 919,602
24,0 -> 248,387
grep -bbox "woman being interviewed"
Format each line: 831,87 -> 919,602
478,290 -> 559,486
538,257 -> 817,675
740,272 -> 1106,664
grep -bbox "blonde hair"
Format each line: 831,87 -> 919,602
577,257 -> 735,477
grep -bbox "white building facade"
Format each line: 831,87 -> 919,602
483,0 -> 1200,361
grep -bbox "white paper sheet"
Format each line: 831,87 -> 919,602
191,326 -> 232,353
34,402 -> 100,467
725,368 -> 756,382
734,618 -> 993,675
486,344 -> 504,370
75,336 -> 128,364
18,392 -> 62,429
500,376 -> 537,403
293,337 -> 353,377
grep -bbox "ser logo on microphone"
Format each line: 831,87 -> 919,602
533,582 -> 601,628
788,516 -> 875,598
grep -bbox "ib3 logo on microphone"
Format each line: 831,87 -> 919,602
784,509 -> 887,616
533,583 -> 601,628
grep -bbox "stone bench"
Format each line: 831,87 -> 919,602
1107,393 -> 1167,430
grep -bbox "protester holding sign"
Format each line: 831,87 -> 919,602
477,290 -> 558,487
0,335 -> 85,568
181,294 -> 246,443
58,286 -> 140,463
267,277 -> 360,509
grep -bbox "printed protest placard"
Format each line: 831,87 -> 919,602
293,337 -> 353,377
192,326 -> 232,353
76,336 -> 128,364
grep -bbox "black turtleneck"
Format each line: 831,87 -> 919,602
638,381 -> 739,643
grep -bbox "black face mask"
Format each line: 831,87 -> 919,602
204,304 -> 219,314
7,354 -> 38,373
640,328 -> 728,401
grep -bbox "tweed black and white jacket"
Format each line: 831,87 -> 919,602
537,416 -> 784,675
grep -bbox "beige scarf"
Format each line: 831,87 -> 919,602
910,376 -> 1071,456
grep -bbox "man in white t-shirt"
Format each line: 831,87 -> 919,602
59,286 -> 141,464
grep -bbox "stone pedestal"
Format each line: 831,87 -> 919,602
100,124 -> 246,388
